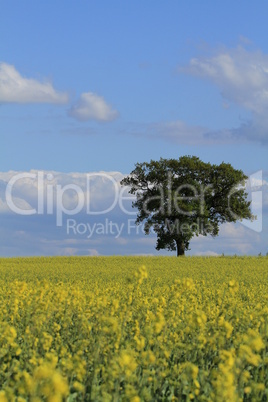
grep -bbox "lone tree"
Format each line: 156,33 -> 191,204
121,156 -> 253,256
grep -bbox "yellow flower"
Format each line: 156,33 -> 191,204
0,391 -> 7,402
130,397 -> 141,402
73,381 -> 85,392
228,279 -> 239,293
52,372 -> 69,395
48,396 -> 61,402
118,350 -> 137,376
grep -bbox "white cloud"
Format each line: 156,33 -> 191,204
134,45 -> 268,145
180,45 -> 268,144
68,92 -> 119,122
0,63 -> 69,104
0,197 -> 33,213
183,46 -> 268,114
190,222 -> 263,255
0,170 -> 124,215
218,223 -> 262,254
194,251 -> 220,256
54,247 -> 99,256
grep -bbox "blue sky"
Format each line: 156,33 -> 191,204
1,1 -> 268,256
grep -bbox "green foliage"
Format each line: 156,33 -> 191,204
121,156 -> 252,256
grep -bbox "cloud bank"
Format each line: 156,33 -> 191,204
150,120 -> 237,145
0,170 -> 267,257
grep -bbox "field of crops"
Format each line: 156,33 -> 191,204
0,256 -> 268,401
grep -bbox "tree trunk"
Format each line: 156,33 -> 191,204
176,240 -> 185,256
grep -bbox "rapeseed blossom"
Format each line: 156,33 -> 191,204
0,256 -> 267,400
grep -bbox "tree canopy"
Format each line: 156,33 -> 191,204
121,156 -> 253,256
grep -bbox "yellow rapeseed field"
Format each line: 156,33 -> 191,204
0,256 -> 268,401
